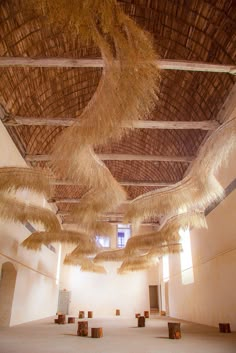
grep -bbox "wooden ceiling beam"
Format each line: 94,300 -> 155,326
2,114 -> 219,130
50,179 -> 174,187
26,153 -> 193,163
48,198 -> 131,204
62,221 -> 158,226
0,57 -> 235,74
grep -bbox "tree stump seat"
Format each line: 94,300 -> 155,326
57,314 -> 66,324
77,321 -> 88,336
219,323 -> 231,333
79,311 -> 85,319
91,327 -> 103,338
68,317 -> 75,324
88,311 -> 93,318
138,316 -> 145,327
144,311 -> 149,318
168,322 -> 181,339
116,309 -> 120,316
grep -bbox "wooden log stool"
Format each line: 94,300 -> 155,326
57,314 -> 66,324
168,322 -> 181,339
91,327 -> 103,338
160,310 -> 166,316
77,321 -> 88,336
88,311 -> 93,318
68,317 -> 75,324
138,316 -> 145,327
219,323 -> 231,333
116,309 -> 120,316
144,311 -> 149,318
79,311 -> 85,319
135,313 -> 141,318
54,318 -> 59,324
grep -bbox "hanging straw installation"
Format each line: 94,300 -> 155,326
0,167 -> 51,196
94,249 -> 126,263
64,255 -> 106,274
22,230 -> 91,250
117,253 -> 158,274
25,0 -> 160,229
0,167 -> 60,231
125,211 -> 207,255
124,118 -> 236,226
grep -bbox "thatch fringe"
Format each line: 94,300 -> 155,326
21,230 -> 90,250
67,239 -> 100,257
117,253 -> 157,274
148,243 -> 183,258
93,249 -> 126,263
0,167 -> 51,196
125,212 -> 207,255
124,118 -> 236,226
0,192 -> 60,232
64,255 -> 106,274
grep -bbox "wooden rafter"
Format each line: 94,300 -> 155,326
48,198 -> 131,204
62,221 -> 158,226
2,113 -> 219,130
50,179 -> 175,187
27,153 -> 193,163
0,57 -> 235,74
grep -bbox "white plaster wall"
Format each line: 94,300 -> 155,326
167,147 -> 236,330
60,244 -> 154,318
0,122 -> 59,326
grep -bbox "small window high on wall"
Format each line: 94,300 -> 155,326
96,235 -> 111,248
117,224 -> 131,248
179,227 -> 194,285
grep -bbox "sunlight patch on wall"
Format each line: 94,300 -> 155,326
180,227 -> 194,285
163,254 -> 169,282
56,244 -> 62,285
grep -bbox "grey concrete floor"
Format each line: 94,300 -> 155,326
0,315 -> 235,353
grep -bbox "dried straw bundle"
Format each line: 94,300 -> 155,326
0,167 -> 51,196
125,212 -> 207,255
66,221 -> 115,238
71,177 -> 126,226
67,239 -> 100,257
80,262 -> 107,274
80,257 -> 107,274
93,249 -> 126,263
21,229 -> 89,250
148,243 -> 183,258
124,118 -> 236,225
64,255 -> 107,274
90,221 -> 115,237
0,192 -> 60,232
25,0 -> 160,227
118,253 -> 157,274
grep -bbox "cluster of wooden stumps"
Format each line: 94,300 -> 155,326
77,322 -> 103,338
55,311 -> 231,340
77,311 -> 102,337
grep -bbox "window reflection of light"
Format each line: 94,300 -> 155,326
180,227 -> 194,285
163,254 -> 169,282
56,244 -> 62,285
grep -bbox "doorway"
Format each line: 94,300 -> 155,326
57,290 -> 71,314
0,262 -> 17,327
149,285 -> 159,313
